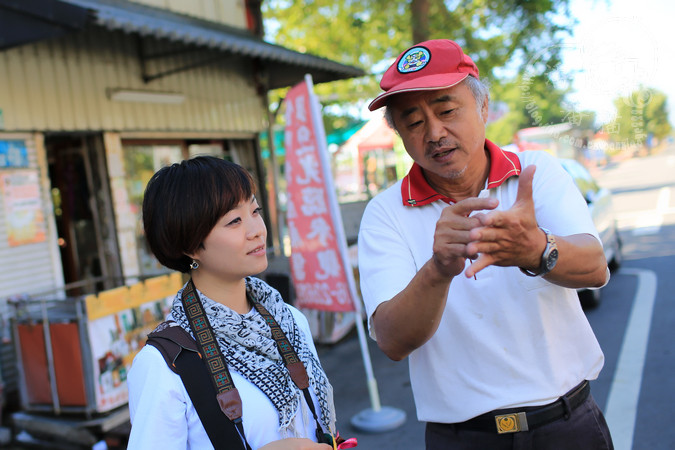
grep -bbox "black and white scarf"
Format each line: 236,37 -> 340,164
168,276 -> 336,436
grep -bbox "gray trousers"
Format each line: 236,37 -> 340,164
426,395 -> 614,450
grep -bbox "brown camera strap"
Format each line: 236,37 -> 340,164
182,279 -> 243,421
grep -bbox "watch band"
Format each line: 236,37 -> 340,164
519,227 -> 558,277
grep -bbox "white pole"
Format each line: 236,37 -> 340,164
304,74 -> 405,432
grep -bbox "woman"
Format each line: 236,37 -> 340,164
127,156 -> 341,449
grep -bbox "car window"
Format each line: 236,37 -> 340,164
559,159 -> 600,200
574,162 -> 599,194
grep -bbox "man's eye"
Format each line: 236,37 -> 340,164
441,109 -> 454,115
253,207 -> 263,215
407,120 -> 423,129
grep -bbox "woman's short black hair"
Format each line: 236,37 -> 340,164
142,155 -> 256,273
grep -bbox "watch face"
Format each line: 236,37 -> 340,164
546,248 -> 559,270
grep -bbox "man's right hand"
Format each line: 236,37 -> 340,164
432,197 -> 499,277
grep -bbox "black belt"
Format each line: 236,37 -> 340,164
453,380 -> 590,434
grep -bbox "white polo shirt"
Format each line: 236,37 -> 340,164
358,142 -> 605,423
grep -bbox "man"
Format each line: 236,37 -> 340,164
358,39 -> 614,449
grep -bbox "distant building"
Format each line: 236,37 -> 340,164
513,122 -> 592,160
333,112 -> 411,202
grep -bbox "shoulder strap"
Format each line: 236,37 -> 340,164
146,322 -> 198,373
181,280 -> 245,423
146,322 -> 250,450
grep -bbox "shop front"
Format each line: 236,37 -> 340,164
0,0 -> 363,440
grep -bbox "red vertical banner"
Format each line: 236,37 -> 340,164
284,77 -> 356,312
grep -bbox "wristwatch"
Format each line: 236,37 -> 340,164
519,227 -> 558,277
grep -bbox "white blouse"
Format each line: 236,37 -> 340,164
127,306 -> 324,449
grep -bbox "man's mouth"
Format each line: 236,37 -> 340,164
431,148 -> 456,160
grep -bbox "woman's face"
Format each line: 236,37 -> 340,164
191,196 -> 268,281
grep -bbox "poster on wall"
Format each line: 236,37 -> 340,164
84,273 -> 181,412
0,170 -> 47,246
0,140 -> 29,168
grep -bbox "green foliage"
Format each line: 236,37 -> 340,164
486,73 -> 584,146
263,0 -> 409,110
606,87 -> 672,147
322,110 -> 364,136
262,0 -> 574,144
263,0 -> 575,139
423,0 -> 573,82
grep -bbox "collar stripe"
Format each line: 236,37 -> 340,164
486,144 -> 521,189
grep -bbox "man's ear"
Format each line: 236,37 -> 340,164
481,98 -> 489,124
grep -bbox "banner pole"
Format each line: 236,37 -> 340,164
304,74 -> 405,432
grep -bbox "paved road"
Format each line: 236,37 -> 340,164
317,328 -> 424,449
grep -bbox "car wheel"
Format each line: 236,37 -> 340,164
579,288 -> 601,309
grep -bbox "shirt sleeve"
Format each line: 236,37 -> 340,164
127,345 -> 191,450
357,197 -> 421,339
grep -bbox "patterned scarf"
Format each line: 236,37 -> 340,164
168,276 -> 336,436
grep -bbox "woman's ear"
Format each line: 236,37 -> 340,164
185,242 -> 206,260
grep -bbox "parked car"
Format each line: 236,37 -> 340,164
558,158 -> 623,308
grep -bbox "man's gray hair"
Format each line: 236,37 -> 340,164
383,75 -> 490,130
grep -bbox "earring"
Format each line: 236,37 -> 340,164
189,260 -> 199,270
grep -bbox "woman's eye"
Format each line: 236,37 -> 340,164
253,207 -> 263,215
227,217 -> 241,226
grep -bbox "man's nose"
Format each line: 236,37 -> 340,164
425,115 -> 447,143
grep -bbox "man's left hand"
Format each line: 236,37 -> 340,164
464,165 -> 546,278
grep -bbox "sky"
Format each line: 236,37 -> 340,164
563,0 -> 675,125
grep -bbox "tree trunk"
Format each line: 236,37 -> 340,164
411,0 -> 430,44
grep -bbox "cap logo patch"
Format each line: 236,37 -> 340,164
398,46 -> 430,73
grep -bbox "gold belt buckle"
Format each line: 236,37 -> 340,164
495,412 -> 529,433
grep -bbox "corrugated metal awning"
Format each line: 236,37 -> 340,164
0,0 -> 365,89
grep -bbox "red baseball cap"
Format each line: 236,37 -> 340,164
368,39 -> 479,111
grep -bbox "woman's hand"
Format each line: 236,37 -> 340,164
259,438 -> 332,450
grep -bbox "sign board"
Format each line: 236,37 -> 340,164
84,273 -> 182,412
284,77 -> 357,312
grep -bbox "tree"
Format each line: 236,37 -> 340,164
606,87 -> 672,150
263,0 -> 575,135
487,73 -> 574,146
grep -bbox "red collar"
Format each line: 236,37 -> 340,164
401,139 -> 521,207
